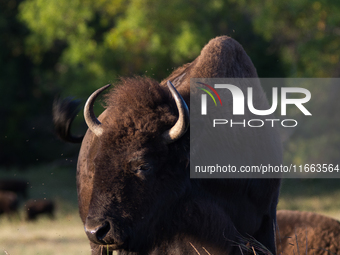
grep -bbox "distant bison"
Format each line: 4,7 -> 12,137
0,191 -> 19,218
25,199 -> 55,221
0,178 -> 29,198
276,210 -> 340,255
54,36 -> 282,255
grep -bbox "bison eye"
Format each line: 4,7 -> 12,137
134,164 -> 151,174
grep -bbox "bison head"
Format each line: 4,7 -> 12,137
79,77 -> 191,252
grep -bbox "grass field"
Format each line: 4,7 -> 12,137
278,178 -> 340,219
0,165 -> 339,255
0,164 -> 89,255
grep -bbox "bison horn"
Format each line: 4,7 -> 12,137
162,81 -> 189,143
84,84 -> 111,137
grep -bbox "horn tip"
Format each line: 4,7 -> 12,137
167,80 -> 174,87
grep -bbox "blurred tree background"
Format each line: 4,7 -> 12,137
1,0 -> 340,167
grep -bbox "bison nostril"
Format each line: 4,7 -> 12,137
85,218 -> 111,244
96,221 -> 110,241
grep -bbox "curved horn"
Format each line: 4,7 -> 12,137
84,84 -> 111,137
162,81 -> 190,143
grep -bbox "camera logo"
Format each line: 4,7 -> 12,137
197,82 -> 222,115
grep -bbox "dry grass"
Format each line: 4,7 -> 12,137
0,165 -> 90,255
0,213 -> 89,255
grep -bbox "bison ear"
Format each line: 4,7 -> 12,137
171,72 -> 187,87
160,60 -> 195,91
160,71 -> 187,91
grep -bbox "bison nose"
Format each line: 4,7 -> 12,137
85,217 -> 111,244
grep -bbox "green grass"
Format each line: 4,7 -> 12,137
278,178 -> 340,219
0,165 -> 339,254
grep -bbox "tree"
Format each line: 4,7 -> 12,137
8,0 -> 340,167
19,0 -> 284,97
240,0 -> 340,77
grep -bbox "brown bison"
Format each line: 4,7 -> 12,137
276,210 -> 340,255
0,191 -> 19,218
54,36 -> 282,254
0,178 -> 28,198
25,199 -> 55,221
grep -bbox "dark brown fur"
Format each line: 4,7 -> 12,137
103,77 -> 177,146
0,191 -> 19,217
276,210 -> 340,255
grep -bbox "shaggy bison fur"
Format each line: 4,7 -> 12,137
276,210 -> 340,255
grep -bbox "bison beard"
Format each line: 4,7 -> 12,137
54,36 -> 282,255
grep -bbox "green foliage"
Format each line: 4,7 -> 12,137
0,0 -> 50,166
241,0 -> 340,77
19,0 -> 118,95
1,0 -> 340,166
18,0 -> 284,96
283,82 -> 340,165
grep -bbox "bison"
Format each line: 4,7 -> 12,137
0,178 -> 29,199
54,36 -> 282,254
276,210 -> 340,255
25,199 -> 55,221
0,191 -> 19,218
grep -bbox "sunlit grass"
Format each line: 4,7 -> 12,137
0,214 -> 89,255
278,178 -> 340,219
